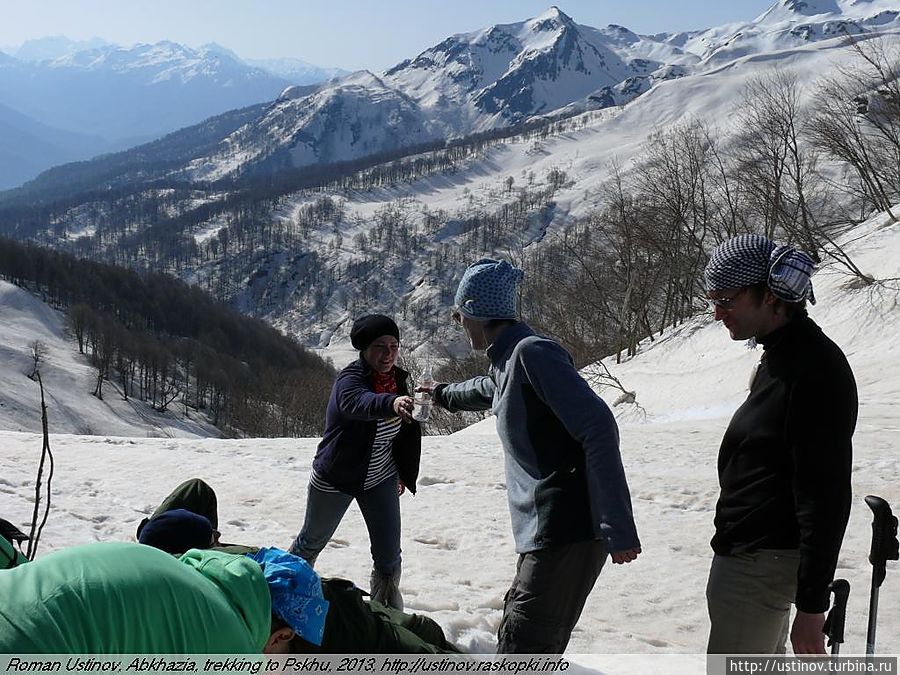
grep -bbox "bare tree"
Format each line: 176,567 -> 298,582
809,36 -> 900,221
845,35 -> 900,189
26,373 -> 54,560
583,360 -> 644,417
733,71 -> 813,243
67,304 -> 92,354
733,70 -> 872,282
701,123 -> 749,242
632,121 -> 714,330
90,318 -> 117,401
28,340 -> 48,380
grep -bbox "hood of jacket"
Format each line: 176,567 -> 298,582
179,548 -> 272,651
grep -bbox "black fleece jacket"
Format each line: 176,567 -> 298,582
711,313 -> 857,613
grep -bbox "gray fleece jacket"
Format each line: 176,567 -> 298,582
435,322 -> 640,554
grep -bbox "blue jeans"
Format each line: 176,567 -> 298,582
291,476 -> 401,576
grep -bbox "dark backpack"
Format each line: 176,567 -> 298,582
0,519 -> 29,570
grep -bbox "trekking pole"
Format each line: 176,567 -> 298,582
823,579 -> 849,658
864,495 -> 899,656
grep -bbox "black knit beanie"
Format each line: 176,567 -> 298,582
138,509 -> 213,554
350,314 -> 400,351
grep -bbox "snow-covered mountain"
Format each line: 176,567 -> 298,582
182,2 -> 900,181
0,41 -> 295,188
187,70 -> 438,179
9,2 -> 900,189
666,0 -> 900,65
0,38 -> 351,188
246,56 -> 348,85
7,36 -> 114,62
0,41 -> 293,142
382,8 -> 691,128
185,7 -> 698,180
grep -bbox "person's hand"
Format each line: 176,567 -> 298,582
398,481 -> 406,496
393,395 -> 414,422
415,384 -> 436,395
790,610 -> 826,655
611,547 -> 641,564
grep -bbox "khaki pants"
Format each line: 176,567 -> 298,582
706,549 -> 801,655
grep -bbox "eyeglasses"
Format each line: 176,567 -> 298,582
707,289 -> 746,310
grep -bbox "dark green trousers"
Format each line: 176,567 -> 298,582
319,579 -> 460,654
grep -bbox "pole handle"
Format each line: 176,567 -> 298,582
865,495 -> 899,589
824,578 -> 850,652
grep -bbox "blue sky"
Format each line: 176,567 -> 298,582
1,1 -> 777,71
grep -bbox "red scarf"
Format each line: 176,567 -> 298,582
372,370 -> 397,394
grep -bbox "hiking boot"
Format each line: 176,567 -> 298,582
286,539 -> 317,568
370,566 -> 403,610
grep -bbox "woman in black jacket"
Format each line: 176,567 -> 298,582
288,315 -> 421,610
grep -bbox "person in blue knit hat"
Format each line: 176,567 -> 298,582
425,258 -> 642,654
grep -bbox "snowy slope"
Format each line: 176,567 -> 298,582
1,211 -> 897,658
244,30 -> 889,360
0,281 -> 217,438
674,0 -> 900,66
186,70 -> 437,180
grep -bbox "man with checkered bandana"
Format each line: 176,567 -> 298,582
703,234 -> 857,656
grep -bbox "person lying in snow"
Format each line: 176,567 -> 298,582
0,540 -> 306,653
135,478 -> 460,654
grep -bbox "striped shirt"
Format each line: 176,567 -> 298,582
310,416 -> 403,494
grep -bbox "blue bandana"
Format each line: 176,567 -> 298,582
248,547 -> 329,646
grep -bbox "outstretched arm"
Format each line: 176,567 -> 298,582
432,376 -> 495,412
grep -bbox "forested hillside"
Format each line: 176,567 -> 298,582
0,238 -> 336,436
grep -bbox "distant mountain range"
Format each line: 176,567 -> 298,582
9,1 -> 898,192
4,1 -> 898,194
174,1 -> 899,181
0,38 -> 346,189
